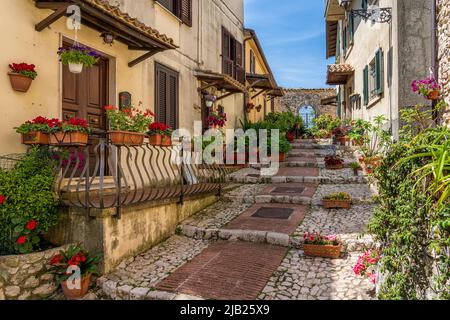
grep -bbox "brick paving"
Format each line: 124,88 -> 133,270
155,241 -> 288,300
224,204 -> 308,234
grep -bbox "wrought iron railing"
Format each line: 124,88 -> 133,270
53,139 -> 232,216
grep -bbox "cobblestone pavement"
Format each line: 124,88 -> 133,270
93,139 -> 377,300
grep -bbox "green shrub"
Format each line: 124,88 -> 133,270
0,147 -> 59,255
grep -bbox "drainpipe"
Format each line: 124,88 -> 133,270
432,0 -> 439,122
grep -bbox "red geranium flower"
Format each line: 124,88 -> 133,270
25,220 -> 38,231
16,236 -> 27,245
50,254 -> 63,266
0,195 -> 6,205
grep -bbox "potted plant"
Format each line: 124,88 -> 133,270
303,231 -> 342,259
57,45 -> 100,74
411,75 -> 441,100
322,192 -> 352,209
350,162 -> 362,176
324,155 -> 345,170
147,122 -> 172,146
286,131 -> 295,142
245,102 -> 255,113
8,63 -> 37,92
256,104 -> 262,112
348,119 -> 370,146
207,111 -> 227,129
48,245 -> 100,300
49,118 -> 92,146
105,106 -> 154,146
15,116 -> 59,145
353,249 -> 381,285
359,115 -> 390,169
332,127 -> 349,146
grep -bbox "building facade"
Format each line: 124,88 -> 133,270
325,0 -> 433,137
0,0 -> 246,155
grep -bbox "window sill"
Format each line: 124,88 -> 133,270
367,95 -> 382,109
154,1 -> 182,24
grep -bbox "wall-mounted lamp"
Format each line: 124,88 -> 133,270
101,31 -> 115,45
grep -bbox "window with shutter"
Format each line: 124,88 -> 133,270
363,65 -> 369,106
349,14 -> 354,44
156,0 -> 192,27
342,26 -> 347,56
155,63 -> 179,129
222,28 -> 234,77
235,40 -> 245,83
374,48 -> 383,95
337,88 -> 342,118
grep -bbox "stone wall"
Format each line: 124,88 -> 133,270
437,0 -> 450,125
275,89 -> 337,118
0,245 -> 70,300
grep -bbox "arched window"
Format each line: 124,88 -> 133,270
299,106 -> 316,129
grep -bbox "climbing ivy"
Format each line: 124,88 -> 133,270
368,106 -> 449,300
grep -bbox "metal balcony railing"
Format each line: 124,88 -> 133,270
54,139 -> 231,217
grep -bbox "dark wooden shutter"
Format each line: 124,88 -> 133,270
235,40 -> 245,83
222,28 -> 233,77
337,89 -> 342,118
375,48 -> 383,95
155,63 -> 179,129
342,26 -> 347,56
362,0 -> 368,10
179,0 -> 192,26
349,15 -> 354,44
158,0 -> 175,12
363,65 -> 369,106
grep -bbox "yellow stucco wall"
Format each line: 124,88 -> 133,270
245,37 -> 272,124
0,0 -> 244,155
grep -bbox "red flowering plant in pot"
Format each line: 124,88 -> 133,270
12,218 -> 41,254
353,249 -> 381,285
303,231 -> 343,259
147,122 -> 173,146
207,111 -> 227,129
49,118 -> 92,146
105,105 -> 154,146
411,75 -> 441,100
48,245 -> 100,300
8,63 -> 38,92
324,155 -> 345,170
15,116 -> 60,145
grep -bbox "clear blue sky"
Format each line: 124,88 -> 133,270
244,0 -> 333,89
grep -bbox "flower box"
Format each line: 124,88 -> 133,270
304,243 -> 342,259
108,131 -> 145,146
322,199 -> 352,209
21,131 -> 49,145
61,273 -> 92,300
161,135 -> 172,147
8,72 -> 33,92
148,134 -> 162,146
50,131 -> 89,146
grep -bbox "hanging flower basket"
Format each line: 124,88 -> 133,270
68,63 -> 84,74
58,45 -> 100,74
427,89 -> 440,100
411,76 -> 441,100
8,63 -> 37,92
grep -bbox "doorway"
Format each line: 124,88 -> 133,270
299,105 -> 316,129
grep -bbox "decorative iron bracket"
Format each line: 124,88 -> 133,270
351,8 -> 392,23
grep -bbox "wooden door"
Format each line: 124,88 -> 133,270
62,45 -> 108,175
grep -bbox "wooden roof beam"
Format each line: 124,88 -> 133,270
128,49 -> 164,67
35,4 -> 70,31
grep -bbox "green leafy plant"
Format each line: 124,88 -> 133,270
360,115 -> 391,159
323,192 -> 351,201
105,106 -> 154,133
15,117 -> 60,134
0,147 -> 59,255
350,162 -> 362,170
57,45 -> 100,67
48,245 -> 101,284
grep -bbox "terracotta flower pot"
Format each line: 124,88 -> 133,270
279,152 -> 286,162
427,90 -> 440,100
61,273 -> 91,300
21,132 -> 49,145
108,131 -> 145,146
304,243 -> 342,259
8,72 -> 33,92
49,131 -> 89,146
161,135 -> 172,147
335,136 -> 350,146
148,134 -> 162,146
322,199 -> 352,209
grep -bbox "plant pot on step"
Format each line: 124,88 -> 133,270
8,72 -> 33,92
50,131 -> 89,146
325,163 -> 344,170
279,152 -> 286,162
161,135 -> 172,147
61,273 -> 91,300
303,243 -> 342,259
108,131 -> 145,146
21,132 -> 49,145
323,199 -> 352,209
148,134 -> 162,146
69,63 -> 84,74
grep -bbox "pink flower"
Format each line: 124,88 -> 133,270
369,273 -> 377,284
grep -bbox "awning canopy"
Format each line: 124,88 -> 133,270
195,70 -> 247,96
326,64 -> 354,85
34,0 -> 177,67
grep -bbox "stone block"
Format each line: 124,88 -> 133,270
266,233 -> 290,247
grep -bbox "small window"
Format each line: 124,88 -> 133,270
365,49 -> 384,104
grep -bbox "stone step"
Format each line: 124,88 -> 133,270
223,194 -> 312,205
288,150 -> 335,157
290,144 -> 334,150
231,175 -> 369,185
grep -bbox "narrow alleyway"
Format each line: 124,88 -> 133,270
95,139 -> 377,300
